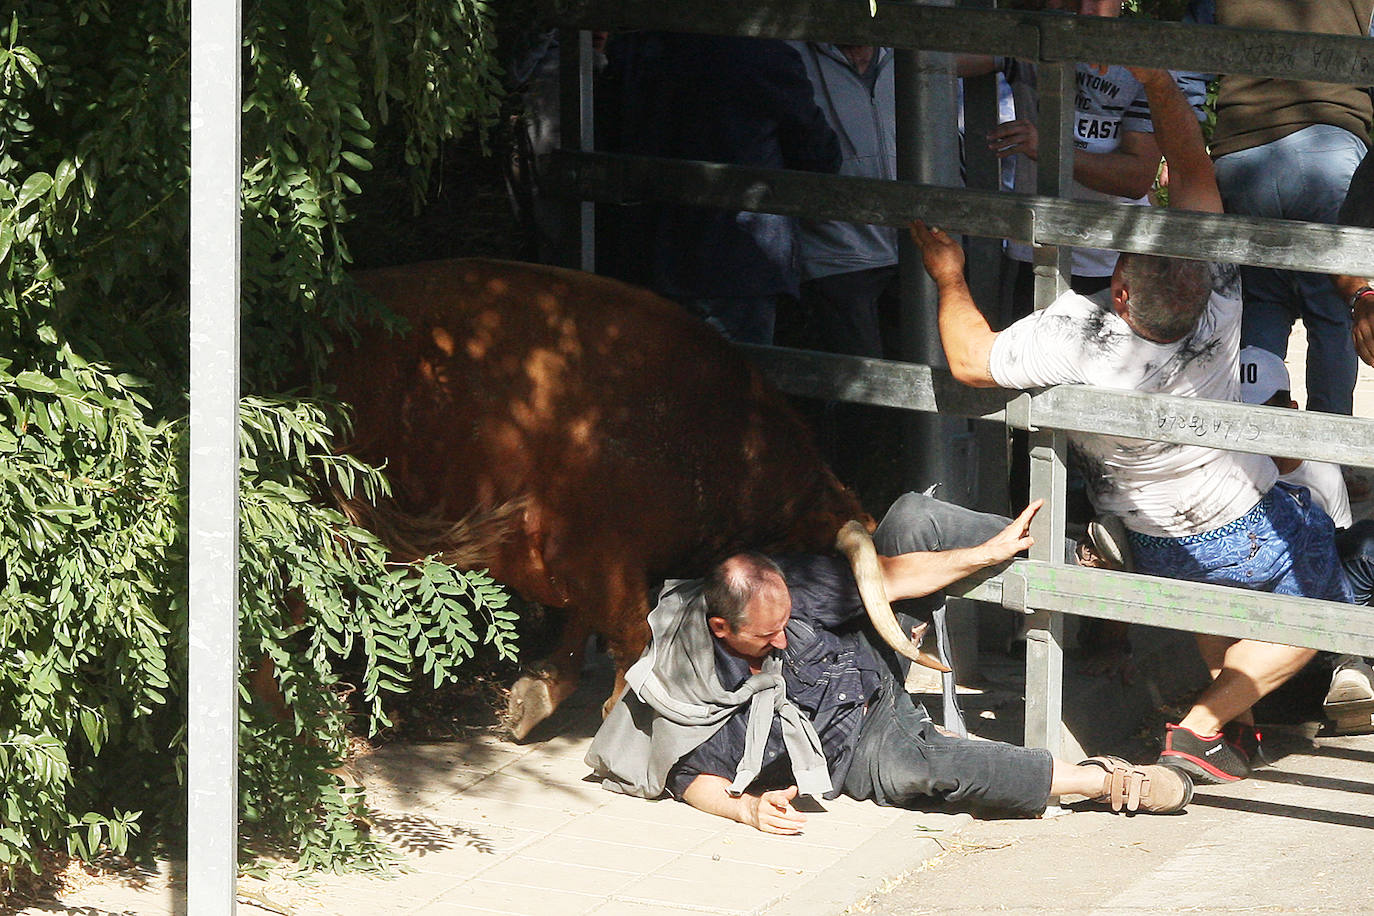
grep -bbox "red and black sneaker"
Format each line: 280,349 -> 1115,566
1157,723 -> 1250,784
1221,721 -> 1265,768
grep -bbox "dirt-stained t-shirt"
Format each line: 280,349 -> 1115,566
987,262 -> 1279,538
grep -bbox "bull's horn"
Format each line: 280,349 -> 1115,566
836,520 -> 951,673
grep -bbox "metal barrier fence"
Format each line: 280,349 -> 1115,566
548,0 -> 1374,761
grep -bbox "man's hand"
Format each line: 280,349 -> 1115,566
745,786 -> 807,834
909,220 -> 965,286
978,499 -> 1042,566
987,118 -> 1039,161
1123,64 -> 1173,91
682,774 -> 808,835
1347,283 -> 1374,366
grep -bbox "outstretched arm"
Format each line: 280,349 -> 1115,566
878,500 -> 1041,600
909,219 -> 1000,387
1129,66 -> 1220,214
681,775 -> 807,834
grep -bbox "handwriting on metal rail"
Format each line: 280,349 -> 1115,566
1155,411 -> 1260,442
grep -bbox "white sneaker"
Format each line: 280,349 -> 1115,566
1324,656 -> 1374,733
1081,516 -> 1134,573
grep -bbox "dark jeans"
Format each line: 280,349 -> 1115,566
680,295 -> 777,344
843,677 -> 1054,817
1337,518 -> 1374,606
859,492 -> 1074,784
799,265 -> 900,359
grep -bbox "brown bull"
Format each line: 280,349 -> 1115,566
329,258 -> 941,740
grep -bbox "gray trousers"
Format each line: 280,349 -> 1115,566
843,492 -> 1065,816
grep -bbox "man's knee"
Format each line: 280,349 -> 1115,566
875,491 -> 1008,555
874,492 -> 946,554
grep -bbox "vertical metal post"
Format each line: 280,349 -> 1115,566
896,0 -> 973,503
1023,58 -> 1075,769
558,29 -> 596,271
188,0 -> 242,910
959,0 -> 1009,518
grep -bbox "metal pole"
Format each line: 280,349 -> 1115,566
896,0 -> 974,504
188,0 -> 242,910
1023,57 -> 1074,770
558,29 -> 596,271
958,0 -> 1010,518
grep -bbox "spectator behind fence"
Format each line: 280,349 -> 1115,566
503,30 -> 610,265
912,65 -> 1355,786
1210,2 -> 1373,436
597,32 -> 840,344
1238,346 -> 1374,734
959,0 -> 1208,327
1338,150 -> 1374,367
789,42 -> 899,360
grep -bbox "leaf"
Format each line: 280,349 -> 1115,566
339,151 -> 372,171
53,160 -> 78,200
16,172 -> 54,211
14,371 -> 58,393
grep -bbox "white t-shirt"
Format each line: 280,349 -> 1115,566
1003,63 -> 1155,278
1282,460 -> 1352,528
988,263 -> 1279,538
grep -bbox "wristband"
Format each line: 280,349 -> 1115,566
1350,285 -> 1374,312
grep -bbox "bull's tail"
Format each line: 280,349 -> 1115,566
334,492 -> 529,569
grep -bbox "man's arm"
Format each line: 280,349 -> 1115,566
1340,277 -> 1374,366
680,775 -> 808,834
985,120 -> 1162,201
910,219 -> 1000,387
878,500 -> 1041,600
1128,66 -> 1220,214
1073,129 -> 1162,200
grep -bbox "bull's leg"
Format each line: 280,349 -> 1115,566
505,615 -> 590,742
600,604 -> 651,720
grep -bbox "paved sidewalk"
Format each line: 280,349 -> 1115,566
14,657 -> 973,916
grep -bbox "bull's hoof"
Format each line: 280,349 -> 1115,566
507,672 -> 588,742
506,676 -> 556,742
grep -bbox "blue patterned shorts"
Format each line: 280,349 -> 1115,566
1127,482 -> 1352,603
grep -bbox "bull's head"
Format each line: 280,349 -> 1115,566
835,521 -> 951,673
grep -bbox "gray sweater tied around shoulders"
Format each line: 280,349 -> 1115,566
585,578 -> 832,800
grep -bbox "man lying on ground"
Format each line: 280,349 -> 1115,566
586,492 -> 1192,831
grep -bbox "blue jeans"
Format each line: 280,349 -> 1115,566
1127,482 -> 1352,603
1214,124 -> 1368,415
680,295 -> 777,344
1336,519 -> 1374,606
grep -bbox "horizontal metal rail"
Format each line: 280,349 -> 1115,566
952,562 -> 1374,660
557,0 -> 1374,84
741,345 -> 1374,468
548,151 -> 1374,279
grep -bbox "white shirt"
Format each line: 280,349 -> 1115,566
988,263 -> 1279,538
1003,63 -> 1155,278
1282,460 -> 1352,529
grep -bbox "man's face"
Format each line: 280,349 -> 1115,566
709,576 -> 791,663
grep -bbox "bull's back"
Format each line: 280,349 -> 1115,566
332,258 -> 862,592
